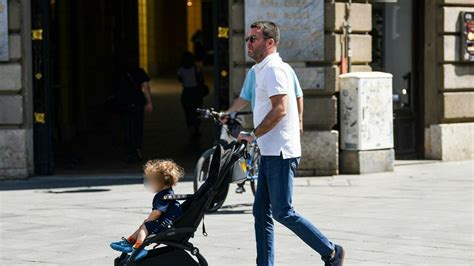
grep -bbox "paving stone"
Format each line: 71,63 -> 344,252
0,160 -> 473,265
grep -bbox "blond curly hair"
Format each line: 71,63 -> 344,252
143,159 -> 184,186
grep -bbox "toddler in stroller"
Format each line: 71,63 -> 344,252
113,142 -> 246,265
110,159 -> 184,261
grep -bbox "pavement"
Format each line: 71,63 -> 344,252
0,160 -> 473,265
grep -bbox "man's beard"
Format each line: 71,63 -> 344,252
248,45 -> 266,62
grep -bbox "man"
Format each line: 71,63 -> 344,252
224,67 -> 304,134
238,21 -> 345,266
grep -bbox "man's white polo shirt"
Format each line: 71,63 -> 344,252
253,53 -> 301,159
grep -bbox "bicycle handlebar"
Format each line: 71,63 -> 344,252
196,108 -> 252,119
233,111 -> 253,116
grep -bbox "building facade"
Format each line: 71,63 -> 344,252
422,0 -> 474,161
0,0 -> 473,179
0,0 -> 34,178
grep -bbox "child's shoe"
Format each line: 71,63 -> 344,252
110,238 -> 134,253
131,248 -> 148,261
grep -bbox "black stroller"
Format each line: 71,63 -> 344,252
114,142 -> 246,266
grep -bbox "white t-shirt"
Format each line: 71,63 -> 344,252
253,53 -> 301,159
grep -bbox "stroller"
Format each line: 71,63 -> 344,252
114,142 -> 246,266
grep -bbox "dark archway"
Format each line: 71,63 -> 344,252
32,0 -> 229,175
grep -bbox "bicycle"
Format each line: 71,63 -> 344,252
194,108 -> 260,212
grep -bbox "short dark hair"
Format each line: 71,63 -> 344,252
250,21 -> 280,45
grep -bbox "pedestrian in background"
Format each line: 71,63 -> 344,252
177,52 -> 206,139
191,30 -> 205,64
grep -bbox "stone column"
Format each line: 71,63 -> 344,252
0,0 -> 34,178
303,0 -> 372,175
424,0 -> 474,161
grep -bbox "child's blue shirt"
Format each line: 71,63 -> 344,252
152,188 -> 182,220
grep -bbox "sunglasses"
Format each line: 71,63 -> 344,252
246,35 -> 272,43
245,35 -> 258,43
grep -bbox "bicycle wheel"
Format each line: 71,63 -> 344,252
193,148 -> 215,192
249,148 -> 261,196
194,147 -> 229,212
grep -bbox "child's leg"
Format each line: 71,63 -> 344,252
133,224 -> 148,249
112,225 -> 147,254
127,225 -> 143,244
130,220 -> 172,261
110,225 -> 143,253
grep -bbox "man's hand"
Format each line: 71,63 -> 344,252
300,120 -> 304,135
145,103 -> 153,113
218,112 -> 229,124
238,131 -> 255,143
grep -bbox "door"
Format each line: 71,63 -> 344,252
372,0 -> 421,158
32,0 -> 55,175
213,0 -> 229,110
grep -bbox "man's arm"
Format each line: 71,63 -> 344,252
142,82 -> 153,113
227,97 -> 250,113
253,94 -> 288,138
219,97 -> 250,123
297,96 -> 303,134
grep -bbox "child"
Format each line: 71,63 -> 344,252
110,159 -> 184,261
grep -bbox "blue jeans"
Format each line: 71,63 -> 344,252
253,155 -> 335,266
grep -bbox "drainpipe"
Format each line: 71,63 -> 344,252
345,0 -> 353,73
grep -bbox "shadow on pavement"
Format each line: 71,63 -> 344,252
0,174 -> 194,191
208,203 -> 253,215
43,188 -> 112,194
0,175 -> 142,191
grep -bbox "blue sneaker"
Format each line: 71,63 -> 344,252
110,238 -> 133,253
323,244 -> 345,266
131,248 -> 148,261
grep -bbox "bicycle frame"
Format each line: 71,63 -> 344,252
236,141 -> 259,181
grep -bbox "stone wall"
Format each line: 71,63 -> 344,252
326,0 -> 372,175
425,123 -> 474,161
0,0 -> 34,178
228,0 -> 372,176
424,0 -> 474,161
